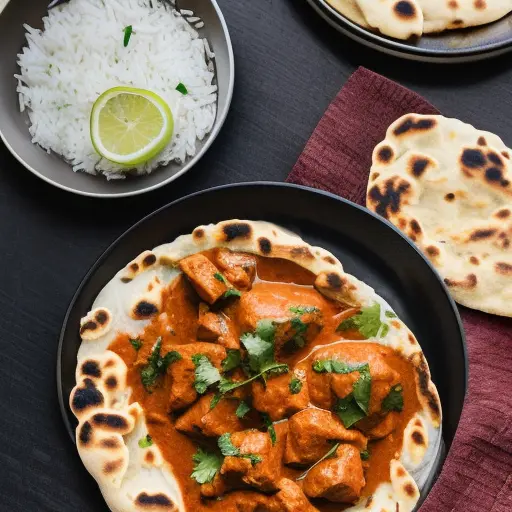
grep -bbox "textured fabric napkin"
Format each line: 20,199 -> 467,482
287,67 -> 512,512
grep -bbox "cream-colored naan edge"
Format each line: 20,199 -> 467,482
367,114 -> 512,317
72,220 -> 442,512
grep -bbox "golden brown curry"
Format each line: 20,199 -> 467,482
108,249 -> 420,512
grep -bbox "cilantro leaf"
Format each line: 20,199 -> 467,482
129,338 -> 142,351
191,448 -> 223,484
289,377 -> 303,394
192,354 -> 221,394
138,434 -> 153,448
210,393 -> 221,410
352,364 -> 371,415
217,361 -> 289,394
176,82 -> 188,95
262,413 -> 276,445
218,433 -> 262,465
222,349 -> 241,372
255,319 -> 276,343
385,311 -> 397,318
312,359 -> 366,374
334,394 -> 367,428
213,272 -> 226,283
224,289 -> 241,298
235,401 -> 251,419
140,338 -> 181,392
123,25 -> 133,47
289,305 -> 320,315
297,442 -> 340,481
337,303 -> 387,338
360,450 -> 370,461
382,384 -> 404,412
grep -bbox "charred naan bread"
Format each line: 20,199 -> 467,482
367,114 -> 512,317
71,220 -> 442,512
325,0 -> 512,40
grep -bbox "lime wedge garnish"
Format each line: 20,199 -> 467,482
90,86 -> 173,166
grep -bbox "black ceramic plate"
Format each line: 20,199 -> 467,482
307,0 -> 512,62
58,182 -> 467,506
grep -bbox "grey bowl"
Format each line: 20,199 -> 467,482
0,0 -> 234,197
308,0 -> 512,63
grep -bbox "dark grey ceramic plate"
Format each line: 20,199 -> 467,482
57,183 -> 467,509
0,0 -> 234,197
308,0 -> 512,62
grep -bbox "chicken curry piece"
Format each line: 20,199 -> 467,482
109,248 -> 421,511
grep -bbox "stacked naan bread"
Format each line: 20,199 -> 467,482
326,0 -> 512,40
366,114 -> 512,317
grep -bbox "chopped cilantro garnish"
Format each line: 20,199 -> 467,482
385,311 -> 397,318
297,442 -> 340,481
289,377 -> 303,394
262,413 -> 277,445
235,401 -> 251,419
337,303 -> 389,338
140,338 -> 181,392
123,25 -> 133,47
213,272 -> 226,283
218,433 -> 262,465
129,338 -> 142,351
176,82 -> 188,95
289,305 -> 319,315
222,349 -> 241,372
224,289 -> 241,298
360,450 -> 370,461
210,393 -> 222,410
382,384 -> 404,412
191,448 -> 223,484
138,434 -> 153,448
290,317 -> 308,348
192,354 -> 221,394
334,395 -> 367,428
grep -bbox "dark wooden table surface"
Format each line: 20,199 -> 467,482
1,0 -> 511,510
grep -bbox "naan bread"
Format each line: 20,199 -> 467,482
325,0 -> 512,39
367,114 -> 512,317
71,220 -> 442,512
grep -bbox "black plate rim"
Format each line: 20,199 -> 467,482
307,0 -> 512,62
57,181 -> 468,447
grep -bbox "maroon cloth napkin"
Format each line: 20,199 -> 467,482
287,67 -> 512,512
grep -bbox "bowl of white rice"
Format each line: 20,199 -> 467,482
0,0 -> 234,197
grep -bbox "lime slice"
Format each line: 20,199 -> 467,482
90,86 -> 173,166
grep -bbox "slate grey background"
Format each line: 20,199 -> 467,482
0,0 -> 511,510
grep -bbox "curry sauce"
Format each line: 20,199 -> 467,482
108,252 -> 421,511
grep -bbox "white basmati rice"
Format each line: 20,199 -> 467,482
16,0 -> 217,179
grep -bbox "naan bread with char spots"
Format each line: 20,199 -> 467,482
71,220 -> 442,512
325,0 -> 512,40
367,114 -> 512,317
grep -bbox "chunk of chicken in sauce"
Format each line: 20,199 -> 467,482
212,248 -> 257,291
251,369 -> 309,422
303,444 -> 365,503
197,303 -> 239,349
308,343 -> 400,430
175,394 -> 250,437
284,408 -> 367,466
168,343 -> 227,411
220,427 -> 286,493
179,254 -> 229,304
236,290 -> 323,353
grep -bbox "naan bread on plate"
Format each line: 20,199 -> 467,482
367,114 -> 512,317
325,0 -> 512,40
70,220 -> 442,512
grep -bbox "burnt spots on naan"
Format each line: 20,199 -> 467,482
103,458 -> 124,475
502,151 -> 510,160
487,151 -> 504,167
72,379 -> 104,414
469,228 -> 497,242
81,360 -> 101,378
469,256 -> 480,265
393,116 -> 436,137
495,262 -> 512,276
460,148 -> 512,193
444,273 -> 477,289
143,253 -> 157,267
323,255 -> 336,265
79,421 -> 93,446
412,353 -> 441,423
444,193 -> 455,202
477,137 -> 486,146
105,376 -> 118,390
376,145 -> 394,164
221,222 -> 252,242
403,483 -> 417,498
411,430 -> 425,446
448,0 -> 458,9
90,412 -> 132,434
100,437 -> 121,449
408,155 -> 435,179
496,232 -> 510,249
474,0 -> 486,9
290,246 -> 314,260
425,245 -> 441,263
133,300 -> 159,319
192,228 -> 204,240
460,148 -> 486,170
371,172 -> 380,182
393,0 -> 417,19
80,308 -> 112,341
258,237 -> 272,255
135,492 -> 176,510
121,250 -> 157,282
494,208 -> 511,219
367,176 -> 413,220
